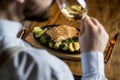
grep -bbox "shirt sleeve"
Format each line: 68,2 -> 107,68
81,52 -> 107,80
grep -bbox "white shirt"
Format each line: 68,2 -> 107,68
0,20 -> 107,80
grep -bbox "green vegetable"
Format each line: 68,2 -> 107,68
71,5 -> 81,12
49,41 -> 54,48
42,28 -> 47,34
69,38 -> 74,43
64,38 -> 74,43
39,35 -> 47,44
34,27 -> 42,37
34,27 -> 47,38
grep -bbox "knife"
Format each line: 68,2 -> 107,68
104,33 -> 119,63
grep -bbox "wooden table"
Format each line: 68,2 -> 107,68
22,0 -> 120,79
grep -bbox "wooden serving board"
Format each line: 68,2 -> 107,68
25,31 -> 81,61
24,30 -> 111,61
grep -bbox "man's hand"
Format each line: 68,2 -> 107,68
78,16 -> 109,53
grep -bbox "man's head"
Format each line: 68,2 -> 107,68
0,0 -> 53,21
23,0 -> 54,21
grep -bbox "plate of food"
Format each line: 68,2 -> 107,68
33,25 -> 80,54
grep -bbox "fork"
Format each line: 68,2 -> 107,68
19,21 -> 31,39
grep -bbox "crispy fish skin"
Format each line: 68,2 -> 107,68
46,25 -> 78,42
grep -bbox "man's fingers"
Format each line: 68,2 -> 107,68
90,17 -> 99,25
83,15 -> 98,31
81,16 -> 106,35
83,15 -> 95,28
91,17 -> 102,28
91,17 -> 106,31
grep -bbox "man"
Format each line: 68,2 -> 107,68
0,0 -> 108,80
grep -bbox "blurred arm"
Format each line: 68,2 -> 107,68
0,20 -> 74,80
78,16 -> 109,80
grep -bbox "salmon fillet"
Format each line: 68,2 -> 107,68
46,25 -> 78,42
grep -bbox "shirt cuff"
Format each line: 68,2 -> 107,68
81,52 -> 105,75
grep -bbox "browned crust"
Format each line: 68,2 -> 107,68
46,25 -> 78,42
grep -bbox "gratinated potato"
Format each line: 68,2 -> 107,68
69,43 -> 75,52
73,42 -> 80,51
54,41 -> 62,49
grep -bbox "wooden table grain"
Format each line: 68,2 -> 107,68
22,0 -> 120,80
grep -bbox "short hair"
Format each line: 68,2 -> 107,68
0,0 -> 14,5
0,0 -> 14,2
